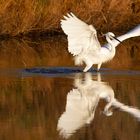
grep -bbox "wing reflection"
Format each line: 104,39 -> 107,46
57,73 -> 140,139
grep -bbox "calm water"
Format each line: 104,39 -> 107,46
0,37 -> 140,140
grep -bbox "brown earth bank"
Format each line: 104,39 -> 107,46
0,0 -> 140,37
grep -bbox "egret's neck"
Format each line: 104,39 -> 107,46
105,35 -> 116,52
106,36 -> 113,45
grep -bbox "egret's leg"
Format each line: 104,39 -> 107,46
97,63 -> 102,71
83,58 -> 93,72
83,64 -> 93,72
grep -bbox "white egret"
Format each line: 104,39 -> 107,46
61,13 -> 140,72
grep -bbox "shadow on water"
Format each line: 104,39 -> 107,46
23,67 -> 140,76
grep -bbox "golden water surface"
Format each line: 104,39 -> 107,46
0,37 -> 139,140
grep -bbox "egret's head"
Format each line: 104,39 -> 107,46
106,32 -> 115,39
106,32 -> 121,43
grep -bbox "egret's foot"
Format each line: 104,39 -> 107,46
83,64 -> 93,72
83,69 -> 88,72
83,68 -> 94,72
83,68 -> 99,73
83,67 -> 91,72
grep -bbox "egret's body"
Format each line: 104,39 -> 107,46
61,13 -> 140,72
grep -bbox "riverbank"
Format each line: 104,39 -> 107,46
0,0 -> 140,37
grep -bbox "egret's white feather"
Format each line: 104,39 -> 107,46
61,13 -> 101,56
118,25 -> 140,43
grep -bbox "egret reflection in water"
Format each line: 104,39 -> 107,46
57,73 -> 140,139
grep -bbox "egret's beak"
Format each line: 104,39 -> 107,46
112,36 -> 122,43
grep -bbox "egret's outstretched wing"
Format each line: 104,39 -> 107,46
106,24 -> 140,48
61,13 -> 101,56
118,24 -> 140,41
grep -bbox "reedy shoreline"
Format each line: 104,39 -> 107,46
0,0 -> 139,38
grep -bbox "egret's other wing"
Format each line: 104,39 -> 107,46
107,24 -> 140,48
61,13 -> 101,56
118,24 -> 140,41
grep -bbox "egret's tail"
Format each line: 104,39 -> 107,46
74,56 -> 83,65
112,99 -> 140,121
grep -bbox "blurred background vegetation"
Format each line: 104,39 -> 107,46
0,0 -> 140,37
